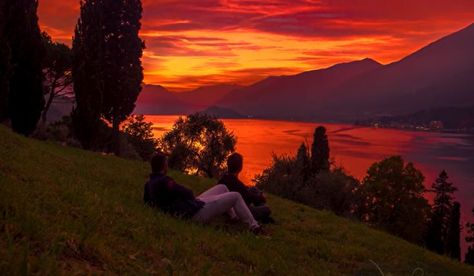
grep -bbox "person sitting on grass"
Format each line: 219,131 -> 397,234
144,153 -> 267,234
218,153 -> 274,224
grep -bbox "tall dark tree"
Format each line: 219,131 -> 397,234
466,207 -> 474,265
0,1 -> 11,121
296,143 -> 311,181
311,126 -> 330,173
425,170 -> 457,254
2,0 -> 44,135
357,156 -> 430,244
72,0 -> 105,148
445,201 -> 461,260
41,32 -> 73,123
72,0 -> 144,153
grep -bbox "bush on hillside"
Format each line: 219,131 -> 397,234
32,116 -> 81,148
255,142 -> 359,217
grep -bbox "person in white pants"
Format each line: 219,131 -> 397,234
144,153 -> 266,234
193,184 -> 260,230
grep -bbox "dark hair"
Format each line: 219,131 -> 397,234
151,153 -> 167,173
227,153 -> 243,174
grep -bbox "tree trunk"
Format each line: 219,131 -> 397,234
41,78 -> 57,123
112,113 -> 121,156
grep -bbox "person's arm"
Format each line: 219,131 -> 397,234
166,178 -> 195,200
231,178 -> 260,205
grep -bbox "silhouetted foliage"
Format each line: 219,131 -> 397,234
425,170 -> 458,254
356,156 -> 430,244
446,201 -> 461,260
296,143 -> 311,181
71,0 -> 103,148
466,207 -> 474,265
0,1 -> 11,121
466,247 -> 474,266
41,32 -> 73,123
123,115 -> 158,161
72,0 -> 144,152
2,0 -> 44,135
256,138 -> 359,217
311,126 -> 330,173
160,113 -> 236,178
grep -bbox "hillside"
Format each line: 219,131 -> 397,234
0,126 -> 473,275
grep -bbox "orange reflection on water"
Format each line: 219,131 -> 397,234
147,115 -> 422,183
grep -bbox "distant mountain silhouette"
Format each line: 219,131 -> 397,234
218,23 -> 474,120
135,23 -> 474,121
216,58 -> 382,119
134,85 -> 195,114
134,84 -> 241,115
323,22 -> 474,120
176,84 -> 243,107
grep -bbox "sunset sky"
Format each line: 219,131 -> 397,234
38,0 -> 474,91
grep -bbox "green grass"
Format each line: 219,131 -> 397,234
0,125 -> 473,275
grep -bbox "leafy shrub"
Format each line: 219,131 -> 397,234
122,115 -> 158,161
32,116 -> 81,148
255,142 -> 359,217
159,113 -> 236,178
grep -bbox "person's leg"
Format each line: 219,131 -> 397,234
193,192 -> 259,229
197,184 -> 237,219
197,184 -> 229,199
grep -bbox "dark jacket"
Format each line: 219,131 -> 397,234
144,173 -> 204,218
218,174 -> 266,205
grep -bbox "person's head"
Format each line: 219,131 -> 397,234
151,152 -> 168,174
227,152 -> 243,175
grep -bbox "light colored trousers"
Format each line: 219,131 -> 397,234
192,184 -> 259,229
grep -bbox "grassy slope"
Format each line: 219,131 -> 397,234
0,126 -> 473,275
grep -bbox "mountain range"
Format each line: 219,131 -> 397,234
135,23 -> 474,121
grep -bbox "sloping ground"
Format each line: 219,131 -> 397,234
0,126 -> 472,275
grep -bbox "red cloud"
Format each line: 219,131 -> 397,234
38,0 -> 474,90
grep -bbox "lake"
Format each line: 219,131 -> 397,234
147,115 -> 474,253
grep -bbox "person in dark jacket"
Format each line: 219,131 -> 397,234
144,153 -> 267,233
218,153 -> 274,223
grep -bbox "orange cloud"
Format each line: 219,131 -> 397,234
38,0 -> 474,91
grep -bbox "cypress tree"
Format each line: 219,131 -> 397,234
2,0 -> 44,135
425,171 -> 457,254
446,202 -> 461,260
72,0 -> 105,149
296,143 -> 311,181
0,1 -> 11,121
311,126 -> 330,173
72,0 -> 144,153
